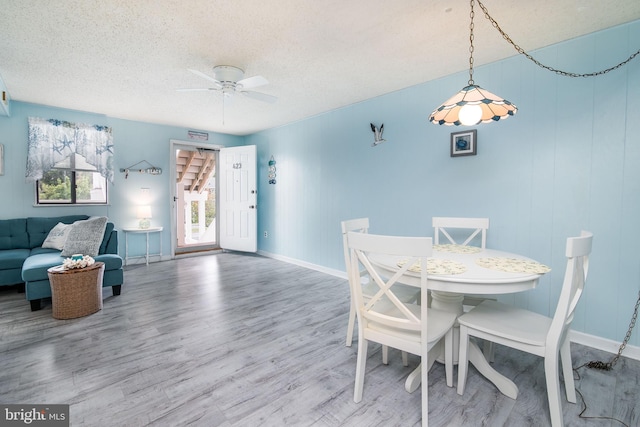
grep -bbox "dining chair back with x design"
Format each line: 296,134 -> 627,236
432,216 -> 494,357
432,217 -> 489,248
341,218 -> 420,349
456,231 -> 593,427
346,231 -> 456,426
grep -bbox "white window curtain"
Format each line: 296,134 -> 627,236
26,117 -> 114,183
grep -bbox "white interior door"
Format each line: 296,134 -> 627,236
219,145 -> 257,252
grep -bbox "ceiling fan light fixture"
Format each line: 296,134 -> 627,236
212,65 -> 245,83
180,65 -> 277,105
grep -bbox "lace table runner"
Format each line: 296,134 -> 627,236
433,244 -> 482,254
398,259 -> 467,275
475,257 -> 551,274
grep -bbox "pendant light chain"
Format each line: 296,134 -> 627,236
476,0 -> 640,78
468,0 -> 475,85
584,291 -> 640,371
429,0 -> 516,125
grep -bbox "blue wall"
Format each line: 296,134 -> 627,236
247,20 -> 640,345
1,21 -> 639,346
0,101 -> 242,256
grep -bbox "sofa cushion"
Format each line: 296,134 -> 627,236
21,252 -> 122,283
99,222 -> 115,255
0,248 -> 31,269
0,268 -> 24,287
96,253 -> 124,271
30,247 -> 64,256
27,215 -> 89,248
61,216 -> 108,257
0,219 -> 29,250
42,222 -> 73,250
21,252 -> 65,282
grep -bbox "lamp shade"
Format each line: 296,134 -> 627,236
136,205 -> 152,219
429,85 -> 517,126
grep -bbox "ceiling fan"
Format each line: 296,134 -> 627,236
178,65 -> 277,104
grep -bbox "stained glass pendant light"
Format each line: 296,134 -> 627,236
429,0 -> 517,126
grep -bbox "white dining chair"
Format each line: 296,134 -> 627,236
432,216 -> 494,358
346,231 -> 456,427
341,218 -> 419,352
432,216 -> 489,248
432,216 -> 491,308
341,218 -> 369,347
456,231 -> 593,427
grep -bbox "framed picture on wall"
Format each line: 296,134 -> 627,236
450,130 -> 477,157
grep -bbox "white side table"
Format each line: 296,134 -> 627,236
122,227 -> 163,266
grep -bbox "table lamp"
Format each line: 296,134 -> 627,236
136,205 -> 152,229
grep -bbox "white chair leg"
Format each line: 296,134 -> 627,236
346,303 -> 356,347
402,351 -> 409,367
413,290 -> 422,305
444,328 -> 453,388
457,325 -> 470,395
354,338 -> 368,403
382,345 -> 389,365
544,351 -> 564,427
560,338 -> 576,403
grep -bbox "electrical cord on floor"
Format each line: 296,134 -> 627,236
573,364 -> 628,427
571,291 -> 639,427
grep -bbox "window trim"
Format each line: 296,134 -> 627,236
35,156 -> 108,205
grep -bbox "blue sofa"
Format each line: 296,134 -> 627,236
0,215 -> 124,311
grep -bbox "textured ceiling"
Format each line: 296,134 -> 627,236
1,0 -> 639,135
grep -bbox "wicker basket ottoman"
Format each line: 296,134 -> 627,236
47,262 -> 105,319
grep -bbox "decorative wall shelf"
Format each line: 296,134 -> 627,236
120,160 -> 162,179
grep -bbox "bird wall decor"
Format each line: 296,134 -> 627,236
370,123 -> 386,146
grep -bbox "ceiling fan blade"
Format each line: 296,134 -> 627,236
236,75 -> 268,90
241,90 -> 278,104
176,87 -> 219,92
188,69 -> 222,89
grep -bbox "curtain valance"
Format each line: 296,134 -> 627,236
26,117 -> 114,183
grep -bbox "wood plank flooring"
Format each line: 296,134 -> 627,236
0,252 -> 638,426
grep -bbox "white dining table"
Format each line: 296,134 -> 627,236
370,245 -> 549,399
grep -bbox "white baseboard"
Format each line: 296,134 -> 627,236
122,257 -> 160,266
173,249 -> 222,259
570,330 -> 640,361
257,250 -> 640,362
123,254 -> 170,265
257,250 -> 347,279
